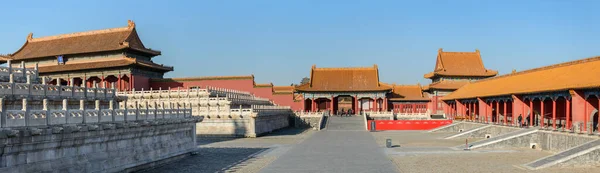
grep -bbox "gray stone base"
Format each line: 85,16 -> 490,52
0,118 -> 200,173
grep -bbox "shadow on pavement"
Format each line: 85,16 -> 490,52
141,147 -> 268,173
260,127 -> 309,137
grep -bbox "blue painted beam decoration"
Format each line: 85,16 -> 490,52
522,91 -> 570,101
584,89 -> 600,99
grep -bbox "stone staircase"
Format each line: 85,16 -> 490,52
444,125 -> 492,139
326,116 -> 365,131
523,139 -> 600,170
428,122 -> 462,132
453,128 -> 538,150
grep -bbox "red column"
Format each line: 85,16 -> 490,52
485,102 -> 488,123
495,101 -> 499,124
552,98 -> 557,130
541,99 -> 545,128
130,74 -> 135,91
529,99 -> 534,127
503,101 -> 507,125
302,98 -> 305,112
453,103 -> 457,119
330,96 -> 334,115
354,95 -> 358,114
412,103 -> 416,113
311,99 -> 315,112
584,100 -> 588,132
566,98 -> 571,130
468,102 -> 472,120
510,100 -> 514,126
598,97 -> 600,133
522,100 -> 525,126
384,98 -> 388,111
117,75 -> 122,91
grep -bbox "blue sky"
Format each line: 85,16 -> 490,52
1,0 -> 598,86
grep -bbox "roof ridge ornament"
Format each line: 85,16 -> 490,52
27,33 -> 33,41
128,20 -> 136,28
121,41 -> 130,47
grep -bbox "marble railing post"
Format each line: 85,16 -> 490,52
62,99 -> 68,123
144,101 -> 149,118
23,98 -> 28,127
176,103 -> 180,118
183,102 -> 187,117
34,63 -> 39,77
42,76 -> 46,85
109,100 -> 115,121
57,77 -> 61,86
43,98 -> 49,126
21,61 -> 25,77
7,60 -> 11,74
0,98 -> 4,128
135,101 -> 139,120
153,102 -> 158,119
124,100 -> 128,121
80,99 -> 85,123
95,100 -> 101,122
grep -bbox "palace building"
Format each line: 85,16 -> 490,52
295,65 -> 391,114
442,56 -> 600,132
423,49 -> 498,114
2,20 -> 173,91
1,20 -> 503,117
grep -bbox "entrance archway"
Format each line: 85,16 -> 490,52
336,95 -> 354,115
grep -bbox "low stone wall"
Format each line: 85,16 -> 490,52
459,125 -> 520,139
432,121 -> 486,133
479,130 -> 597,151
369,115 -> 393,120
0,117 -> 202,173
196,113 -> 291,137
254,114 -> 290,136
556,146 -> 600,168
537,131 -> 597,153
196,118 -> 253,137
293,116 -> 322,129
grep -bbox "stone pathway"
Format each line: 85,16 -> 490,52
260,116 -> 399,173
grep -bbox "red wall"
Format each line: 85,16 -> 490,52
150,79 -> 256,91
133,75 -> 150,91
273,94 -> 303,111
149,79 -> 303,111
367,120 -> 453,130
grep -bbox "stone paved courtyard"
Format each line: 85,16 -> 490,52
146,117 -> 599,173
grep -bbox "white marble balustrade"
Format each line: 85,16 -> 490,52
1,108 -> 191,128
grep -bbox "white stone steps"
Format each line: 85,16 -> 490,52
454,128 -> 538,150
444,125 -> 492,139
523,139 -> 600,170
428,122 -> 462,132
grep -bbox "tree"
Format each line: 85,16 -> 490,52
300,77 -> 310,85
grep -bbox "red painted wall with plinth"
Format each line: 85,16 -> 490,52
367,120 -> 453,130
149,79 -> 304,111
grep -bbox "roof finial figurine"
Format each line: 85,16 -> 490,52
438,48 -> 443,52
475,49 -> 480,53
127,20 -> 136,28
27,33 -> 33,41
512,69 -> 517,74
